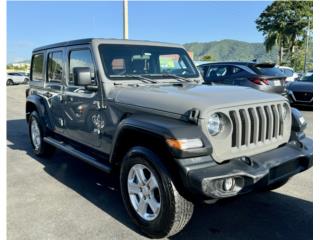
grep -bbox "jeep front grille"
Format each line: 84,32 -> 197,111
229,104 -> 285,148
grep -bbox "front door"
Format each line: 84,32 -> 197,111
62,46 -> 101,148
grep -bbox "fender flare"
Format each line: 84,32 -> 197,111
109,114 -> 212,164
26,95 -> 54,131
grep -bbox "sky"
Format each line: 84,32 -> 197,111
7,1 -> 271,63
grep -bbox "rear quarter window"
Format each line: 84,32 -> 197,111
31,53 -> 44,81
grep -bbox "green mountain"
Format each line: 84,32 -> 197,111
184,39 -> 278,63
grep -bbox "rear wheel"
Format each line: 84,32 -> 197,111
120,149 -> 194,238
7,79 -> 14,86
28,111 -> 55,156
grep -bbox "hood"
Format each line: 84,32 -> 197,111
111,84 -> 285,118
287,81 -> 313,92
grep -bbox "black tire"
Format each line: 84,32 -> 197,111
263,178 -> 290,191
120,148 -> 194,238
23,78 -> 29,84
28,111 -> 55,157
7,79 -> 14,86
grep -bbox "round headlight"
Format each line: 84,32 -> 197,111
208,113 -> 223,136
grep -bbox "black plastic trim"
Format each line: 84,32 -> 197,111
44,137 -> 112,173
176,137 -> 313,199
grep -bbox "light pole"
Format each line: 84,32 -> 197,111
303,17 -> 311,73
123,0 -> 128,39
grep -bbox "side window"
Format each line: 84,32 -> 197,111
206,66 -> 228,81
47,51 -> 63,83
69,49 -> 94,84
230,66 -> 244,75
31,53 -> 44,81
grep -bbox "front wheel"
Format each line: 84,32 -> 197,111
120,149 -> 194,238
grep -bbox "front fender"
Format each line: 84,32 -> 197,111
110,114 -> 212,161
26,95 -> 54,130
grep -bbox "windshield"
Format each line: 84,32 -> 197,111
99,44 -> 199,80
300,74 -> 313,82
280,68 -> 294,77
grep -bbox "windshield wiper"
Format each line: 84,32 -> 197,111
146,73 -> 194,83
110,74 -> 157,84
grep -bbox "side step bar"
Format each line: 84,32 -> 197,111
43,137 -> 112,173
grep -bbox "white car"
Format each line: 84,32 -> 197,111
278,66 -> 299,82
7,72 -> 29,85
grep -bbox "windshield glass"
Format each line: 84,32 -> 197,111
99,44 -> 199,80
300,74 -> 313,82
280,68 -> 294,77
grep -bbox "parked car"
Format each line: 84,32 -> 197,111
26,39 -> 312,238
7,72 -> 29,85
277,66 -> 299,82
287,73 -> 313,107
198,62 -> 287,96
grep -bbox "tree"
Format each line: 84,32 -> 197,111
200,55 -> 215,61
256,1 -> 312,65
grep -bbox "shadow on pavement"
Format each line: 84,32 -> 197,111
7,119 -> 313,240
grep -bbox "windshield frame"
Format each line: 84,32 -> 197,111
98,43 -> 199,81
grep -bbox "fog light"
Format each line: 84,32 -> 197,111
223,177 -> 235,191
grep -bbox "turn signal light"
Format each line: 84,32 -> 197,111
166,138 -> 203,150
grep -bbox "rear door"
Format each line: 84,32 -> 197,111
44,48 -> 66,134
228,65 -> 249,86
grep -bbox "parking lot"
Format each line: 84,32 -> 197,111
7,84 -> 312,240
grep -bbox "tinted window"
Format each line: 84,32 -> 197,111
47,51 -> 63,83
250,64 -> 284,76
198,65 -> 209,77
300,74 -> 313,82
31,54 -> 44,81
230,66 -> 244,75
69,49 -> 94,84
99,44 -> 198,79
206,66 -> 228,80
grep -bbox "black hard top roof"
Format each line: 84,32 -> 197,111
32,38 -> 182,52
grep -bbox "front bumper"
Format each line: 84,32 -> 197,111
177,137 -> 312,199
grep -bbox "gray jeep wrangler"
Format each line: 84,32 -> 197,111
26,38 -> 312,238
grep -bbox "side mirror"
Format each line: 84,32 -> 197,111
73,67 -> 92,86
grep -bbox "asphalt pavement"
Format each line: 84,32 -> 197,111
7,85 -> 313,240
